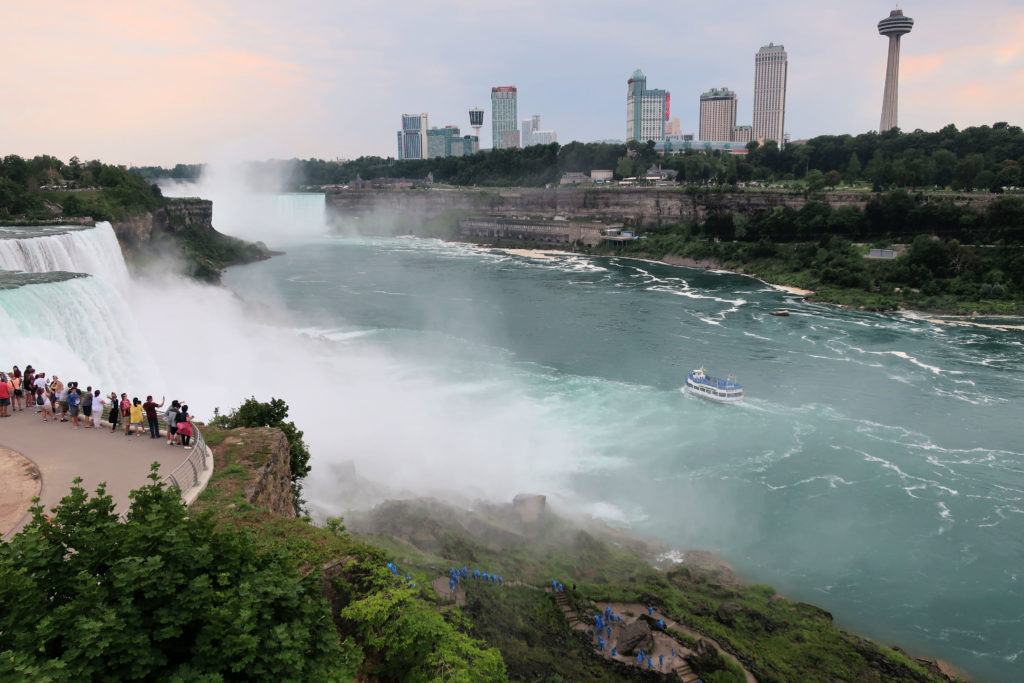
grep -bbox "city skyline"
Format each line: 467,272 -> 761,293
1,1 -> 1021,165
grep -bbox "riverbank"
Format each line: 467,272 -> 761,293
452,234 -> 1024,325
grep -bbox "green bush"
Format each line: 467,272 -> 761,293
0,469 -> 349,681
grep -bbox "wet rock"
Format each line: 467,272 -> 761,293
616,620 -> 654,656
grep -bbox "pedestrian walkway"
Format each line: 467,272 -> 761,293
431,569 -> 757,682
0,407 -> 196,539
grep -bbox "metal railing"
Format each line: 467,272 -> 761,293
162,424 -> 211,504
115,420 -> 213,522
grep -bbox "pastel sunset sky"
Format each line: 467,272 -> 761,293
2,0 -> 1021,166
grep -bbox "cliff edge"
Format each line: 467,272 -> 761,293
110,198 -> 275,282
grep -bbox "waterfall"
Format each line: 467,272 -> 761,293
160,177 -> 327,245
209,192 -> 328,245
0,222 -> 129,285
0,277 -> 158,389
0,222 -> 157,390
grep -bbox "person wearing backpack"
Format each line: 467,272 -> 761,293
176,404 -> 193,449
164,400 -> 180,445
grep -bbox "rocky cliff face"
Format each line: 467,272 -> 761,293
110,198 -> 215,257
109,198 -> 273,282
325,188 -> 845,230
203,427 -> 297,518
327,187 -> 998,231
242,428 -> 297,518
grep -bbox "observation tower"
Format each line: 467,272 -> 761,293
878,9 -> 914,133
469,107 -> 484,141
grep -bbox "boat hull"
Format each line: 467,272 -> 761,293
684,382 -> 744,403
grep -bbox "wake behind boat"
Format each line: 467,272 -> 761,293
684,367 -> 744,403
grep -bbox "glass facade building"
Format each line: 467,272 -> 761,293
397,113 -> 429,160
491,86 -> 518,149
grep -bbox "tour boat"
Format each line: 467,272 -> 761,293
684,367 -> 744,403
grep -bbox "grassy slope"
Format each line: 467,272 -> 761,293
348,500 -> 955,683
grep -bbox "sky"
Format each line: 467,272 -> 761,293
2,0 -> 1022,167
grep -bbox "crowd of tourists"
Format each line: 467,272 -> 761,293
0,364 -> 195,449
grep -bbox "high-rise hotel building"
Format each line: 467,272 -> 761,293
491,86 -> 519,149
752,43 -> 787,146
699,88 -> 738,142
626,69 -> 669,143
397,113 -> 429,160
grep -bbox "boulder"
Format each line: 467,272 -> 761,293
616,620 -> 654,656
512,493 -> 546,524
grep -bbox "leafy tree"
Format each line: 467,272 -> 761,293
0,470 -> 350,681
615,156 -> 635,179
805,169 -> 827,194
824,170 -> 842,189
845,152 -> 862,183
955,154 -> 985,191
340,563 -> 506,682
931,149 -> 957,187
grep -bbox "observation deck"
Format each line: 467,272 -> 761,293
878,9 -> 914,37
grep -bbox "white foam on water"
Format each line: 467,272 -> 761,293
764,474 -> 855,491
869,349 -> 964,376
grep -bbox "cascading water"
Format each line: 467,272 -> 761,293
0,223 -> 129,284
159,176 -> 327,245
0,222 -> 155,389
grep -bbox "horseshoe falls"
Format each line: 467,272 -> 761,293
3,216 -> 1024,681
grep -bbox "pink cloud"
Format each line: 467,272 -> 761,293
901,55 -> 944,80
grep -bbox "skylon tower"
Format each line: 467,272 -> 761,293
878,9 -> 914,133
469,107 -> 484,142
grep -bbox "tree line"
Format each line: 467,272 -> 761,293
1,154 -> 164,221
132,121 -> 1024,193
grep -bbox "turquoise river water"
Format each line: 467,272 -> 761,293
224,235 -> 1024,681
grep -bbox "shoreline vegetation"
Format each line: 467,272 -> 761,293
464,240 -> 1024,328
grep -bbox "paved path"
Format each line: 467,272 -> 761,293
0,407 -> 192,539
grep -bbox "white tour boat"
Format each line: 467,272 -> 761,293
684,367 -> 744,403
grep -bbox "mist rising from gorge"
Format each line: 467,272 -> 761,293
154,164 -> 596,517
